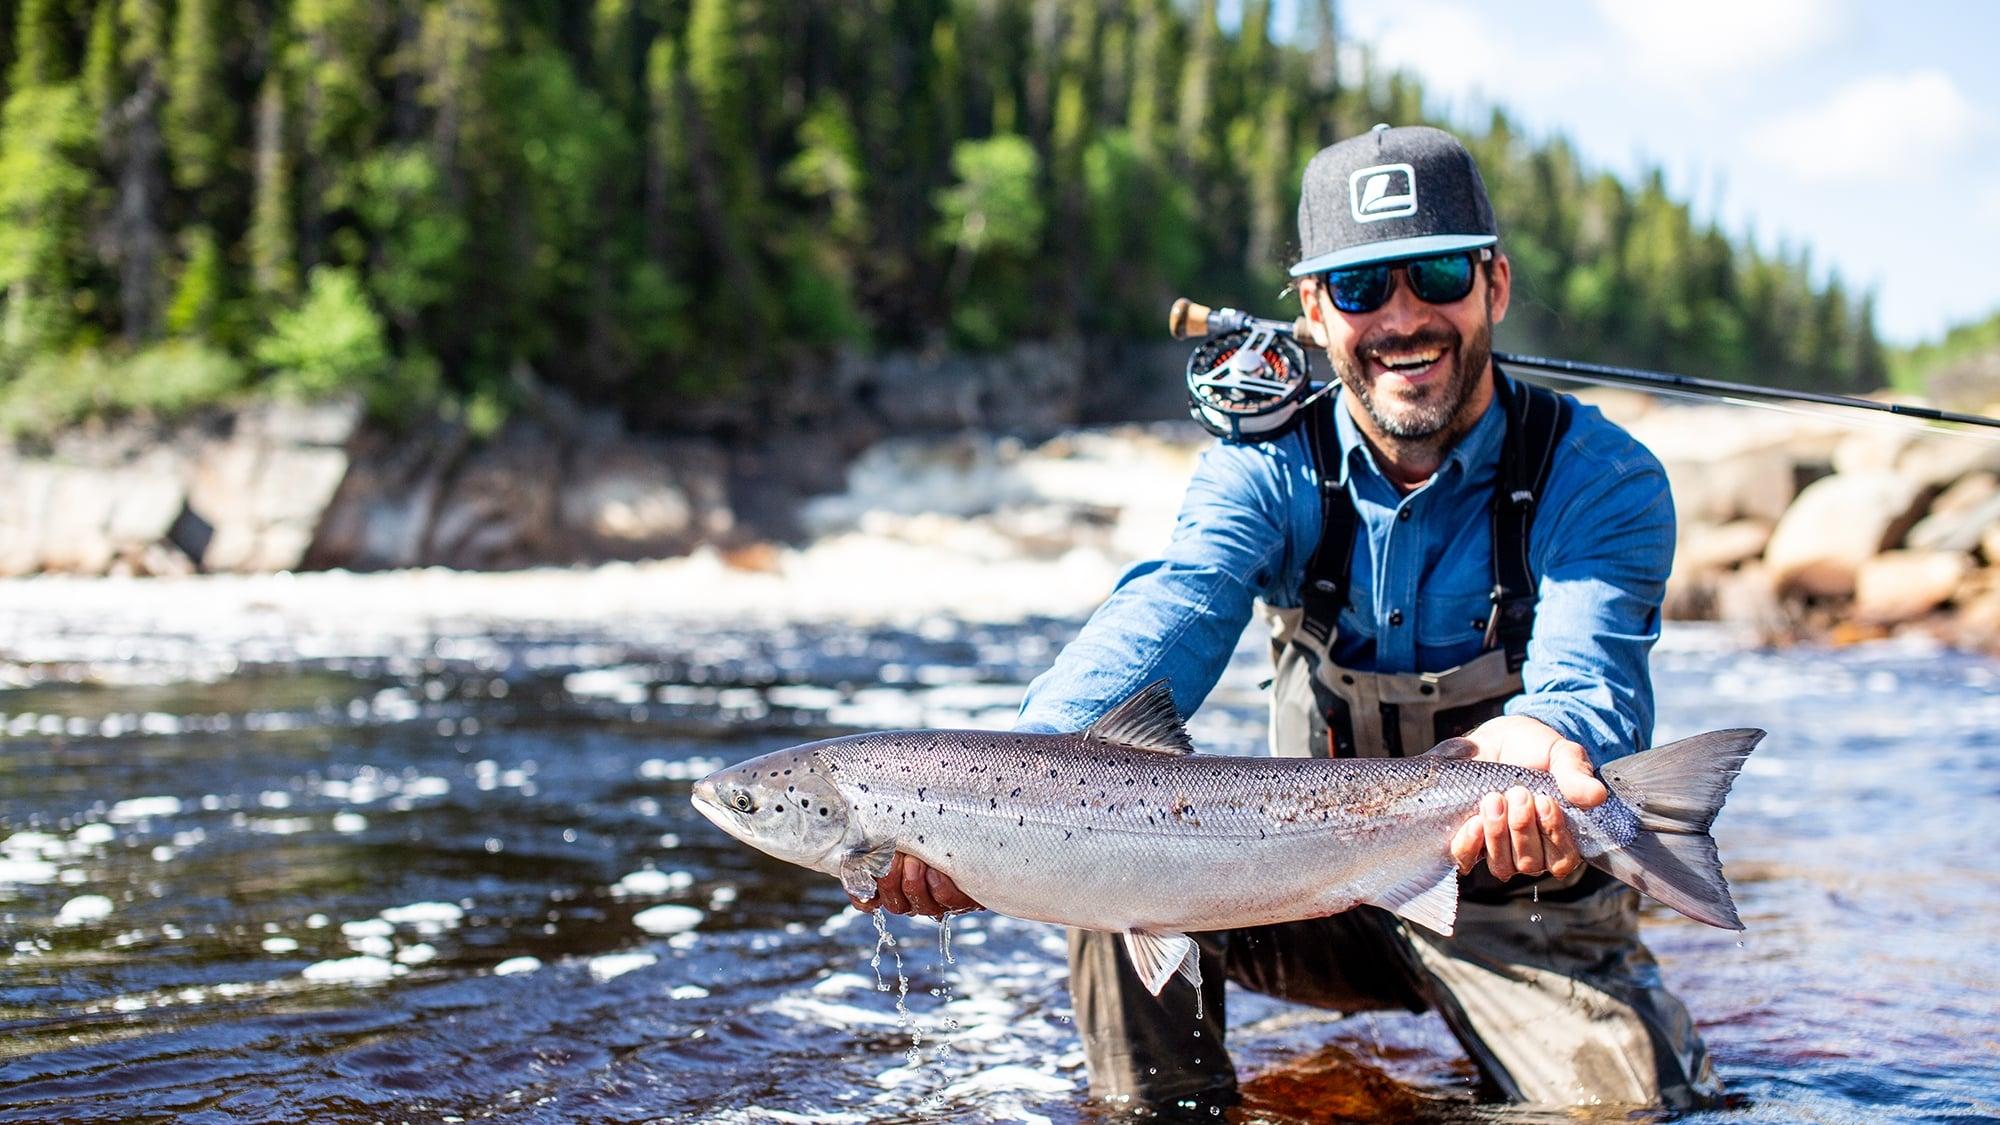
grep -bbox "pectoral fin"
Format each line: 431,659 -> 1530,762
1121,929 -> 1202,996
838,840 -> 899,900
1365,862 -> 1460,937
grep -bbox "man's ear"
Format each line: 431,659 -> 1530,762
1296,278 -> 1327,347
1486,251 -> 1512,325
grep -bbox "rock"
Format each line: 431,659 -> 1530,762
1713,563 -> 1792,642
1907,490 -> 2000,554
1928,471 -> 1998,519
1984,523 -> 2000,566
559,441 -> 733,560
1893,435 -> 2000,490
426,436 -> 562,569
1677,519 -> 1773,574
1831,429 -> 1918,477
1665,449 -> 1796,525
1853,550 -> 1972,624
39,468 -> 120,573
1764,473 -> 1927,597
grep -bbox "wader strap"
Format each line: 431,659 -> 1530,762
1298,395 -> 1359,649
1486,373 -> 1573,671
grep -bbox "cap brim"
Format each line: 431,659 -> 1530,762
1289,234 -> 1498,277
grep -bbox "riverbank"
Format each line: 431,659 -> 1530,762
3,384 -> 1997,656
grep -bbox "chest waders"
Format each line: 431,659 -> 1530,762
1263,376 -> 1607,903
1066,375 -> 1719,1110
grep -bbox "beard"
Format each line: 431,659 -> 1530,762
1330,310 -> 1493,442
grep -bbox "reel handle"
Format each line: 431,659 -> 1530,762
1168,297 -> 1315,345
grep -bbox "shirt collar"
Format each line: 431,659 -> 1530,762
1330,373 -> 1507,491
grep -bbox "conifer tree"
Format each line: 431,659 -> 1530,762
164,0 -> 232,194
249,72 -> 296,302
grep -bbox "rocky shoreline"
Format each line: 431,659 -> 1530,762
3,369 -> 1996,655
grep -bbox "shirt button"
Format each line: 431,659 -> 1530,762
1389,609 -> 1404,626
1397,507 -> 1412,521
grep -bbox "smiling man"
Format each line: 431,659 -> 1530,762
856,125 -> 1712,1113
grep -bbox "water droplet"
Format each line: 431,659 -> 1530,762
1530,912 -> 1542,923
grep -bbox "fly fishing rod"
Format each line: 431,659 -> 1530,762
1168,297 -> 2000,441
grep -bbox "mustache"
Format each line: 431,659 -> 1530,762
1358,328 -> 1458,358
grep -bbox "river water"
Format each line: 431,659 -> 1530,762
1,608 -> 1996,1124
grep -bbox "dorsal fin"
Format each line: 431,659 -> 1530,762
1087,680 -> 1194,755
1421,736 -> 1479,760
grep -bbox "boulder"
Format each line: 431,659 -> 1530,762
1853,550 -> 1972,624
559,441 -> 733,559
1928,471 -> 1998,519
1664,448 -> 1795,525
1907,490 -> 2000,554
1893,435 -> 2000,491
1831,429 -> 1918,477
39,467 -> 120,573
1764,473 -> 1927,597
1677,519 -> 1773,574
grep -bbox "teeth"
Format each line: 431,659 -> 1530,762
1374,348 -> 1442,369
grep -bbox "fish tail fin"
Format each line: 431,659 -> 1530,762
1588,728 -> 1765,931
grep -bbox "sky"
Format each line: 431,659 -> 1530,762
1264,0 -> 2000,346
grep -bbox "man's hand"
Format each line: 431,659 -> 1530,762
845,853 -> 985,917
1448,716 -> 1608,881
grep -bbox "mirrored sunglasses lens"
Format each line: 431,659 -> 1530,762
1408,254 -> 1475,303
1328,266 -> 1390,312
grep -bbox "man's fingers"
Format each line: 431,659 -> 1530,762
1538,794 -> 1583,878
1505,786 -> 1544,877
876,855 -> 911,914
1450,815 -> 1483,874
901,855 -> 939,916
1480,793 -> 1516,881
1550,739 -> 1608,807
926,867 -> 983,913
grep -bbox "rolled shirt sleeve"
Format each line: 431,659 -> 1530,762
1504,438 -> 1676,767
1015,439 -> 1298,734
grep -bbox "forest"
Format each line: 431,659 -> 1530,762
0,0 -> 1889,437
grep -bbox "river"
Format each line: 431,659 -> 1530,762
1,595 -> 1995,1124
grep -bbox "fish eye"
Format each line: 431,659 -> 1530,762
730,791 -> 754,813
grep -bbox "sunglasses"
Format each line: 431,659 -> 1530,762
1319,248 -> 1492,314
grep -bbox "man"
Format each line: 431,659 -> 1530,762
854,125 -> 1715,1111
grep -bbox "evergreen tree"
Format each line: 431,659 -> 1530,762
249,72 -> 296,301
164,0 -> 233,194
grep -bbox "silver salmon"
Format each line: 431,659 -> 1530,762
690,681 -> 1762,995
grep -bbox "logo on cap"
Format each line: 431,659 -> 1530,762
1349,163 -> 1417,223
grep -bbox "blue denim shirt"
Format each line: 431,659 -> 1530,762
1016,376 -> 1676,766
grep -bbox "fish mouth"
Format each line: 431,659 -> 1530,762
689,778 -> 725,826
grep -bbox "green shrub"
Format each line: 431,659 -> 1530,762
256,266 -> 393,410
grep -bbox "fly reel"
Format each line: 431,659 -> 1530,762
1173,299 -> 1317,442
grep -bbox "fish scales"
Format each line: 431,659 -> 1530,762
693,680 -> 1762,995
814,730 -> 1583,934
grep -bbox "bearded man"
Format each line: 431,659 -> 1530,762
856,125 -> 1715,1113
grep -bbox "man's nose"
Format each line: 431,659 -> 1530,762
1368,270 -> 1431,333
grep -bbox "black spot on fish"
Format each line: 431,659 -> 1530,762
1010,787 -> 1021,797
1064,830 -> 1072,840
917,787 -> 926,800
1049,769 -> 1058,778
819,808 -> 830,817
1017,816 -> 1025,827
937,804 -> 945,815
990,797 -> 997,809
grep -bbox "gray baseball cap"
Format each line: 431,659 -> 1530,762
1289,124 -> 1498,277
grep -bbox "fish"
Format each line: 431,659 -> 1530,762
690,680 -> 1763,996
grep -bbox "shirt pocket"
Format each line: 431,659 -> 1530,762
1417,588 -> 1493,669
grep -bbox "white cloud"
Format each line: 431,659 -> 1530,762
1343,0 -> 1603,110
1748,70 -> 1982,184
1594,0 -> 1850,79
